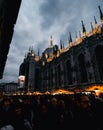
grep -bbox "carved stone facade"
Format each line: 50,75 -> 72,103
19,6 -> 103,92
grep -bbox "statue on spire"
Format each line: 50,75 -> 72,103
81,20 -> 86,37
98,5 -> 103,25
50,35 -> 53,48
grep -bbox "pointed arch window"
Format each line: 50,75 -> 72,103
95,45 -> 103,81
66,60 -> 72,84
78,54 -> 88,83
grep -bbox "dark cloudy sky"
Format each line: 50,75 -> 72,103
0,0 -> 103,83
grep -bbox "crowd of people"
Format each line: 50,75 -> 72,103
0,92 -> 103,130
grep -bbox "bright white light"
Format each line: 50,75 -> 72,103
18,75 -> 25,88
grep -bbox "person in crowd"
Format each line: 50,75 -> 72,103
11,99 -> 33,130
90,95 -> 103,130
72,93 -> 99,130
56,99 -> 74,130
0,97 -> 14,129
47,97 -> 59,130
22,97 -> 34,127
33,103 -> 50,130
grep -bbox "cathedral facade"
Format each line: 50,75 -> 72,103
19,6 -> 103,92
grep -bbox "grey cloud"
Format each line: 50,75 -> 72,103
1,0 -> 103,83
39,0 -> 67,29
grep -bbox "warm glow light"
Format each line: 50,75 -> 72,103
84,85 -> 103,96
